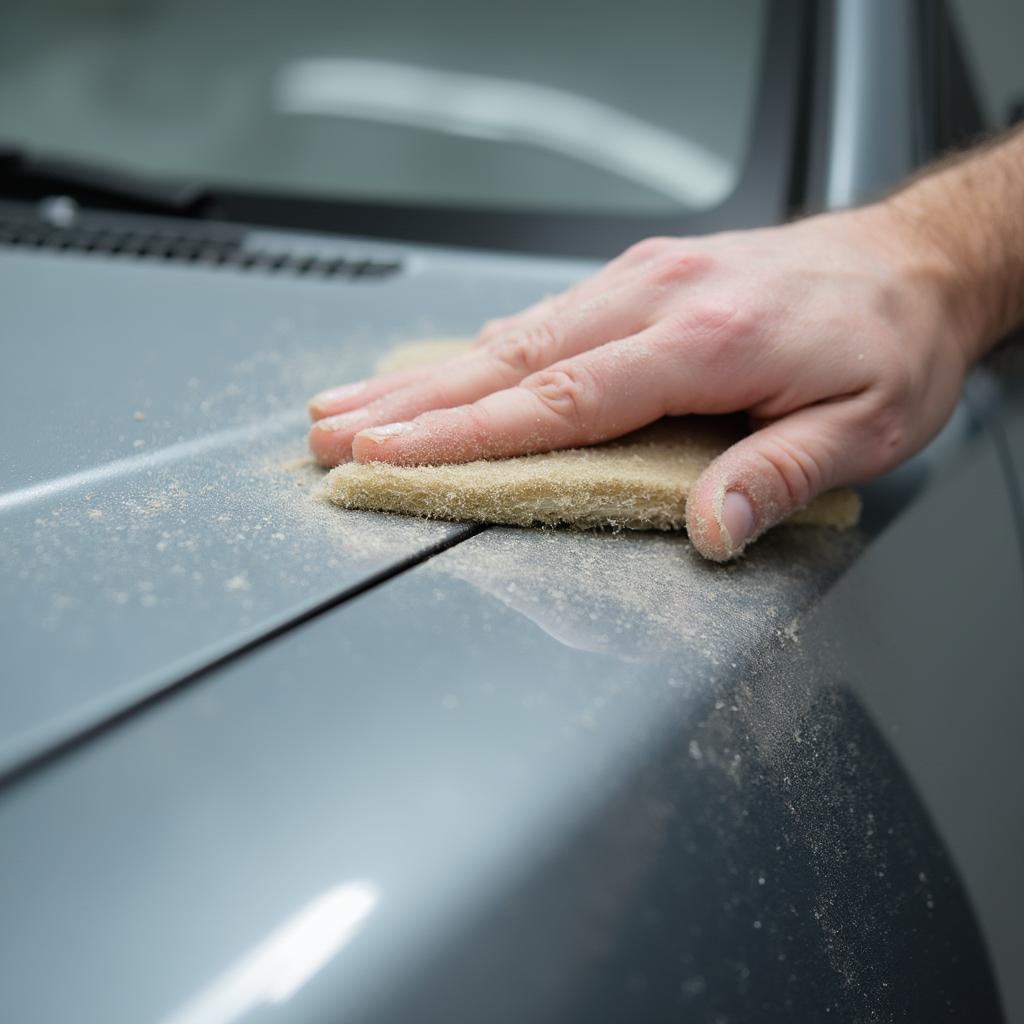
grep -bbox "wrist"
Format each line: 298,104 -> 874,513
874,128 -> 1024,360
845,199 -> 983,368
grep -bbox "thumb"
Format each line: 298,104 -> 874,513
685,407 -> 852,562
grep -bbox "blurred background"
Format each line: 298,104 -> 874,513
0,0 -> 768,215
1,1 -> 1022,221
949,0 -> 1024,129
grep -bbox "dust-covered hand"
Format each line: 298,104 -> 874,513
309,207 -> 971,559
308,129 -> 1024,560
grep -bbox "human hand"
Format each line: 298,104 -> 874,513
308,205 -> 971,560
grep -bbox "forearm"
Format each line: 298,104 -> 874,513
878,126 -> 1024,362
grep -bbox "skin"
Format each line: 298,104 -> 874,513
308,127 -> 1024,561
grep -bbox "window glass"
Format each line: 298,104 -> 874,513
948,0 -> 1024,128
0,0 -> 765,214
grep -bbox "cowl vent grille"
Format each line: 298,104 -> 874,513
0,214 -> 401,280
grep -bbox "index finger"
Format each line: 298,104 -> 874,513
350,329 -> 677,465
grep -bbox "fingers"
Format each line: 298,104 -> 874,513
684,403 -> 869,561
473,291 -> 573,347
306,295 -> 580,424
309,285 -> 651,467
308,350 -> 514,466
309,236 -> 716,466
351,330 -> 680,464
472,253 -> 644,347
308,363 -> 443,421
309,276 -> 609,423
350,294 -> 761,467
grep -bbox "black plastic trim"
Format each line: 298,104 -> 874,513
916,0 -> 987,156
789,0 -> 834,215
0,203 -> 402,280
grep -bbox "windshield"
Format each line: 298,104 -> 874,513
0,0 -> 764,215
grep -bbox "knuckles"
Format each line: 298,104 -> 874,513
646,249 -> 715,287
861,386 -> 912,466
622,236 -> 677,263
658,300 -> 758,374
522,365 -> 597,430
752,433 -> 829,509
688,301 -> 748,339
485,319 -> 562,378
859,345 -> 919,464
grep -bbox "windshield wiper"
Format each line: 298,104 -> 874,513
0,145 -> 211,217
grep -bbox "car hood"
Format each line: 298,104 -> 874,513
0,218 -> 586,777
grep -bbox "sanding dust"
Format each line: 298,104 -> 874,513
421,525 -> 861,660
325,339 -> 861,534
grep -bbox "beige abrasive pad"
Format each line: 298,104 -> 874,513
323,340 -> 860,533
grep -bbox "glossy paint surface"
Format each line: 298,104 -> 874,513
3,5 -> 1023,1015
0,237 -> 582,776
0,494 -> 1007,1021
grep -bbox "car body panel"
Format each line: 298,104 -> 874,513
0,236 -> 584,777
1,1 -> 1021,1021
0,506 -> 1002,1022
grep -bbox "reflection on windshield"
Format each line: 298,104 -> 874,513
275,59 -> 733,206
0,0 -> 763,214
